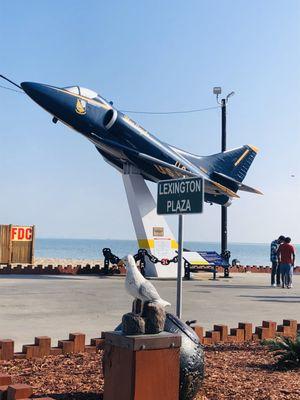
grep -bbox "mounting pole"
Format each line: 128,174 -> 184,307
122,167 -> 178,278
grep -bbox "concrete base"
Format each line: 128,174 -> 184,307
122,169 -> 178,278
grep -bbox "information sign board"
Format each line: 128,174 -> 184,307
157,177 -> 204,215
198,251 -> 229,267
183,250 -> 229,267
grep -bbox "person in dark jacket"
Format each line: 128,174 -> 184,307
270,235 -> 285,287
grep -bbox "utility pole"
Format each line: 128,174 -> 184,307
213,88 -> 235,257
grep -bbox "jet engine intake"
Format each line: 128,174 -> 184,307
104,109 -> 118,129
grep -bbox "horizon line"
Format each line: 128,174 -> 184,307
35,237 -> 300,246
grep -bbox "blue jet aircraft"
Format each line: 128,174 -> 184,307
21,82 -> 262,206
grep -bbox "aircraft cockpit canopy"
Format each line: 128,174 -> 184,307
63,86 -> 110,105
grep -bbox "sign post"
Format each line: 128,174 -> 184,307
157,177 -> 204,318
177,214 -> 184,318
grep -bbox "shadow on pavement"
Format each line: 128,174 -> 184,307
187,290 -> 212,294
240,295 -> 300,299
250,299 -> 300,303
239,295 -> 300,303
194,284 -> 270,290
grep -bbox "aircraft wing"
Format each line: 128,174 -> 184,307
94,136 -> 195,177
136,152 -> 240,198
96,137 -> 240,199
137,152 -> 196,178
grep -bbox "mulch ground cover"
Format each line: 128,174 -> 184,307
0,343 -> 299,399
196,343 -> 300,400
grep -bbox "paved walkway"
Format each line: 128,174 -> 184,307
0,273 -> 299,350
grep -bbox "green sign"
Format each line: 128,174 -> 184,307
157,177 -> 204,215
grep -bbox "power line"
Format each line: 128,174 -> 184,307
0,82 -> 220,115
120,105 -> 220,115
0,84 -> 24,94
0,74 -> 22,89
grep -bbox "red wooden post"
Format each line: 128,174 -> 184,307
69,333 -> 85,353
0,340 -> 14,360
7,384 -> 33,400
35,336 -> 51,357
103,331 -> 181,400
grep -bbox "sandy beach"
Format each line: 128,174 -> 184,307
34,258 -> 104,266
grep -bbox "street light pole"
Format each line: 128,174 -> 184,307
221,98 -> 227,255
213,88 -> 235,257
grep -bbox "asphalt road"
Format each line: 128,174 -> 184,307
0,273 -> 299,350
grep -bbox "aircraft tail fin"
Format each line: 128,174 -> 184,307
200,144 -> 259,183
170,143 -> 262,196
198,144 -> 262,195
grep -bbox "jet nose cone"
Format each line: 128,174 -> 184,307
21,81 -> 65,117
21,81 -> 50,100
21,81 -> 35,92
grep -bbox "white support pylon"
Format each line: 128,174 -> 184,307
122,166 -> 178,278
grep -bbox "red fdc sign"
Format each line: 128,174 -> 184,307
11,226 -> 33,241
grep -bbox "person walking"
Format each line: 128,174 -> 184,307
270,235 -> 285,287
277,237 -> 296,289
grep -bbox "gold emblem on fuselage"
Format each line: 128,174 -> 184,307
75,98 -> 87,115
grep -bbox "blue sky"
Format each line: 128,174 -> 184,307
1,0 -> 299,243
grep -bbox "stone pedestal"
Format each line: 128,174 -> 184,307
103,331 -> 181,400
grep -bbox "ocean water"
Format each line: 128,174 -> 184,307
35,239 -> 300,266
